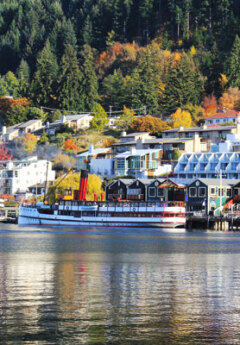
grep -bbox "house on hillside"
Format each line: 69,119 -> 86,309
46,114 -> 93,136
204,110 -> 240,126
1,119 -> 43,142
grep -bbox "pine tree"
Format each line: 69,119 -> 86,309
17,59 -> 30,97
30,41 -> 58,107
160,53 -> 203,112
79,45 -> 99,111
57,45 -> 83,111
227,35 -> 240,87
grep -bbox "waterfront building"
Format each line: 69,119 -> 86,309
0,156 -> 55,195
147,178 -> 185,202
114,148 -> 171,178
105,179 -> 134,201
186,178 -> 237,215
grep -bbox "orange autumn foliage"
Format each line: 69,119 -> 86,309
97,41 -> 139,76
219,88 -> 240,111
0,97 -> 30,112
203,95 -> 218,117
63,139 -> 79,153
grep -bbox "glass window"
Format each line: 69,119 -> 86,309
199,187 -> 206,197
149,187 -> 156,197
117,158 -> 125,169
226,189 -> 232,197
218,188 -> 224,197
210,187 -> 216,195
158,188 -> 164,197
189,187 -> 197,197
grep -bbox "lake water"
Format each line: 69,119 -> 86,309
1,225 -> 240,344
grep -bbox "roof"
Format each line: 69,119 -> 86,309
63,114 -> 92,121
77,147 -> 112,157
112,137 -> 193,146
18,119 -> 42,129
189,178 -> 239,187
204,111 -> 240,120
164,125 -> 236,133
115,149 -> 160,158
128,178 -> 154,186
122,132 -> 151,137
108,179 -> 135,187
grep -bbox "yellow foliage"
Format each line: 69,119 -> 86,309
48,173 -> 103,203
174,52 -> 181,62
23,133 -> 38,153
219,73 -> 228,88
170,108 -> 192,128
158,82 -> 165,94
178,39 -> 183,46
53,154 -> 76,171
190,46 -> 196,55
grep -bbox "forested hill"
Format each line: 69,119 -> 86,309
1,0 -> 240,125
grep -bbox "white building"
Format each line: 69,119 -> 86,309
0,156 -> 55,195
46,114 -> 93,135
1,119 -> 43,142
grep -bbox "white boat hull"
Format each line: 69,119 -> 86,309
18,206 -> 186,229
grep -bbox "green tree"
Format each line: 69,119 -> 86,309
39,130 -> 49,144
160,53 -> 203,112
91,103 -> 108,130
17,59 -> 30,97
26,107 -> 47,121
5,105 -> 27,126
227,35 -> 240,88
31,41 -> 58,107
79,45 -> 99,111
57,45 -> 83,110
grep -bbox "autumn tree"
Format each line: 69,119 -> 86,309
23,133 -> 38,153
47,172 -> 103,203
128,115 -> 170,134
170,108 -> 192,128
203,95 -> 218,117
63,138 -> 79,153
117,106 -> 135,130
219,88 -> 240,111
53,153 -> 76,171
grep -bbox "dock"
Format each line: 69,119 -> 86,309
186,211 -> 240,231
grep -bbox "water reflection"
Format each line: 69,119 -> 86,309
0,229 -> 240,343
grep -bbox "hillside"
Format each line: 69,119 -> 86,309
0,1 -> 240,124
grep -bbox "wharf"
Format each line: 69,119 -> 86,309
1,207 -> 18,224
186,211 -> 240,231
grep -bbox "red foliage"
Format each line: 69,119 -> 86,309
0,144 -> 13,160
63,139 -> 78,153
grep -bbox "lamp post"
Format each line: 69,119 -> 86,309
220,169 -> 223,213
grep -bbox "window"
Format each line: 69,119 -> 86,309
226,189 -> 232,197
189,187 -> 197,197
210,187 -> 216,195
218,188 -> 224,197
117,158 -> 125,169
149,187 -> 156,197
158,188 -> 164,197
198,187 -> 206,197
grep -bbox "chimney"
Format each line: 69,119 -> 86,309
203,124 -> 208,130
121,131 -> 127,137
179,126 -> 184,131
2,126 -> 6,135
89,144 -> 94,154
78,170 -> 88,201
46,121 -> 50,129
61,115 -> 66,124
131,147 -> 136,154
136,138 -> 143,150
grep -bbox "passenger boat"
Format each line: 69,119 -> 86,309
18,200 -> 186,228
18,170 -> 186,229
